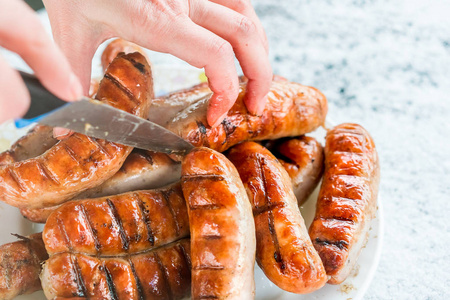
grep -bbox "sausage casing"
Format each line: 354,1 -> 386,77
43,183 -> 189,256
167,79 -> 328,152
0,52 -> 152,209
267,136 -> 324,205
227,142 -> 327,293
309,123 -> 380,284
41,239 -> 191,300
0,233 -> 48,300
181,147 -> 256,300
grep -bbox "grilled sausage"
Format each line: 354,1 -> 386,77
43,182 -> 189,256
167,79 -> 328,152
181,147 -> 256,300
101,38 -> 150,73
309,123 -> 380,284
0,52 -> 153,209
21,149 -> 181,223
266,136 -> 324,205
0,233 -> 48,299
41,238 -> 191,300
227,142 -> 327,293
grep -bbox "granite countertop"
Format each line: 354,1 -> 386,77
253,0 -> 449,298
1,0 -> 449,299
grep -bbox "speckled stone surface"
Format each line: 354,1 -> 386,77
253,0 -> 450,299
1,1 -> 449,299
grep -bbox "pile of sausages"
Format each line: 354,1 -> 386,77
0,39 -> 379,299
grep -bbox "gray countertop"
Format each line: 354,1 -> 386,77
253,0 -> 449,299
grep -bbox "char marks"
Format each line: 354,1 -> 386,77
106,198 -> 129,251
78,203 -> 102,252
134,193 -> 155,246
104,73 -> 140,106
153,252 -> 172,299
86,137 -> 113,158
123,56 -> 148,75
71,255 -> 87,298
103,263 -> 119,300
314,238 -> 349,250
128,258 -> 145,300
177,243 -> 192,270
181,174 -> 225,182
62,144 -> 79,162
36,160 -> 60,186
160,189 -> 180,236
6,167 -> 26,193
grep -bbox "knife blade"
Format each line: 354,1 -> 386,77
15,71 -> 194,155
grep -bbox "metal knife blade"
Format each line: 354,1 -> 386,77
36,98 -> 194,155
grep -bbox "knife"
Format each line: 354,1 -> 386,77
15,71 -> 194,155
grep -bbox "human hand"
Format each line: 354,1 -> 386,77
43,0 -> 272,127
0,0 -> 83,123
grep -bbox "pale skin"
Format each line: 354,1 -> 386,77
1,0 -> 272,136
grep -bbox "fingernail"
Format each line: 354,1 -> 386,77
69,73 -> 83,101
209,112 -> 228,128
53,128 -> 72,139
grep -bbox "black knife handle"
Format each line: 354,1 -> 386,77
19,71 -> 67,119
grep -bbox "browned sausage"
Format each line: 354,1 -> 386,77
41,238 -> 191,300
167,79 -> 328,152
0,233 -> 48,299
266,136 -> 324,205
227,142 -> 327,294
101,38 -> 150,72
21,149 -> 180,223
181,147 -> 256,300
0,52 -> 152,209
309,123 -> 380,284
43,182 -> 189,256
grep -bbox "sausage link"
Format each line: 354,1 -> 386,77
43,182 -> 189,256
266,136 -> 324,205
309,123 -> 380,284
227,142 -> 327,294
101,38 -> 150,73
167,79 -> 328,152
21,149 -> 181,223
41,238 -> 191,300
0,52 -> 153,209
181,147 -> 256,300
0,233 -> 48,299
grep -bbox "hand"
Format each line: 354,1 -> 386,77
0,0 -> 82,123
43,0 -> 272,127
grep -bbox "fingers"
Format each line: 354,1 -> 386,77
53,128 -> 73,140
0,0 -> 83,102
191,0 -> 272,115
131,17 -> 240,127
0,55 -> 30,123
43,1 -> 100,95
209,0 -> 269,52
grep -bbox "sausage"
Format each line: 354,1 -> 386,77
41,238 -> 191,300
227,142 -> 327,293
21,149 -> 181,223
101,38 -> 150,73
309,123 -> 380,284
0,52 -> 153,209
265,136 -> 324,205
0,233 -> 48,299
181,147 -> 256,300
167,79 -> 328,152
0,125 -> 56,166
43,182 -> 189,256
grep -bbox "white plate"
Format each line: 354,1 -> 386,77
0,56 -> 383,300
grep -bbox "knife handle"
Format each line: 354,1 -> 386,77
14,71 -> 67,128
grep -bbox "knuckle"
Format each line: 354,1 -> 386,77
210,39 -> 233,58
236,17 -> 257,37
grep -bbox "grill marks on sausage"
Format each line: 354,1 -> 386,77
6,168 -> 26,193
134,149 -> 154,165
70,255 -> 87,298
106,198 -> 129,251
314,238 -> 349,250
153,252 -> 173,300
78,203 -> 102,252
134,193 -> 155,246
160,189 -> 180,236
103,263 -> 119,300
61,144 -> 79,163
104,73 -> 140,107
36,160 -> 60,186
181,174 -> 225,182
124,56 -> 148,75
128,258 -> 145,300
256,155 -> 285,272
85,137 -> 113,159
56,216 -> 73,252
177,243 -> 192,270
